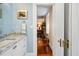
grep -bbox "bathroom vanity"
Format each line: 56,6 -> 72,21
0,33 -> 26,56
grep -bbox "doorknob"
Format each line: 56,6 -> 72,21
58,38 -> 63,47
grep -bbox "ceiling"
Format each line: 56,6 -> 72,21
37,5 -> 51,17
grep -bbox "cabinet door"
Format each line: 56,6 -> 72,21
23,37 -> 27,55
2,37 -> 26,56
14,39 -> 25,56
2,46 -> 14,56
11,44 -> 19,56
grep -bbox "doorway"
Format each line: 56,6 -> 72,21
37,4 -> 53,56
33,3 -> 69,56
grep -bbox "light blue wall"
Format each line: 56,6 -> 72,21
1,3 -> 34,53
2,4 -> 14,35
12,3 -> 33,53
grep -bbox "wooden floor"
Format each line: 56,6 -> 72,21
37,38 -> 53,56
37,30 -> 53,56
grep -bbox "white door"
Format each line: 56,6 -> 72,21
52,3 -> 64,56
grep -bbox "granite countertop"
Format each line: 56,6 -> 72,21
0,32 -> 26,55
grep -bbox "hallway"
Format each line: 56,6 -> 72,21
37,4 -> 53,56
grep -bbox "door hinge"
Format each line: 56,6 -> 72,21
58,39 -> 71,48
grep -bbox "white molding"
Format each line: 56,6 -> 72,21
33,3 -> 37,56
68,3 -> 72,56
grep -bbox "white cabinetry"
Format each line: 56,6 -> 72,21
1,36 -> 26,56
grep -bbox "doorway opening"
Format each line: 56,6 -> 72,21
37,4 -> 53,56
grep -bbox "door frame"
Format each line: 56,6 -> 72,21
33,4 -> 37,56
67,3 -> 72,56
64,3 -> 72,56
69,3 -> 79,56
33,3 -> 54,56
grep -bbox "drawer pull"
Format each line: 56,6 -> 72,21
13,45 -> 17,49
